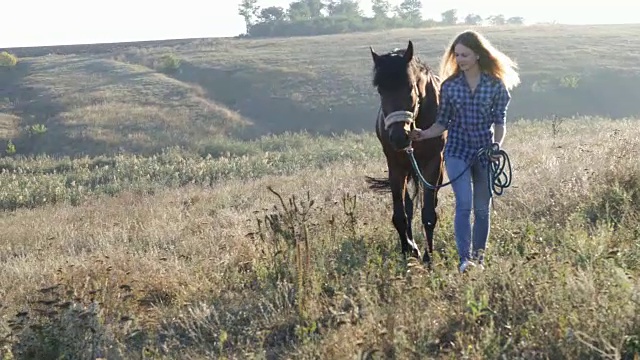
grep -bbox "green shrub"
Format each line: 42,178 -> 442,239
0,51 -> 18,68
155,54 -> 181,74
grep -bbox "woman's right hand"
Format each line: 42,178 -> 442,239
409,128 -> 424,141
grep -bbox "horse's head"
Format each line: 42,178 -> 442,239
371,40 -> 424,151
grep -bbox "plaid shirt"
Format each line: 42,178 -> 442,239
436,72 -> 511,165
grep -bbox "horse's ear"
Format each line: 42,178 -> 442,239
404,41 -> 414,62
370,46 -> 380,66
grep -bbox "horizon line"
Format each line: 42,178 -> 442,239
2,22 -> 638,50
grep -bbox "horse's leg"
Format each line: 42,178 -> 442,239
404,186 -> 414,241
389,168 -> 421,260
420,154 -> 444,264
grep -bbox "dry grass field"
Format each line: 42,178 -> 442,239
0,117 -> 638,359
0,23 -> 639,359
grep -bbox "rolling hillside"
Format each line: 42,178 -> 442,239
0,53 -> 252,157
2,23 -> 640,156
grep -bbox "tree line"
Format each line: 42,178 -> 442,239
237,0 -> 525,38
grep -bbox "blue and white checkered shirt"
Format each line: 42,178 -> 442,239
435,72 -> 511,165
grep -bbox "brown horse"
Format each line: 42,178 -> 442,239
365,40 -> 446,264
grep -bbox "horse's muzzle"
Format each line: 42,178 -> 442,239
388,126 -> 412,152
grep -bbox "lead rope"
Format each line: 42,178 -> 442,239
406,143 -> 512,196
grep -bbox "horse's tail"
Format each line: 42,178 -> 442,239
365,170 -> 421,201
365,175 -> 391,193
408,167 -> 421,203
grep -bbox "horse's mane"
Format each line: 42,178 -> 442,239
372,48 -> 440,103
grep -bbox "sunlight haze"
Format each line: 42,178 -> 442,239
2,0 -> 638,47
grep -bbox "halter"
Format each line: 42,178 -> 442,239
378,83 -> 421,131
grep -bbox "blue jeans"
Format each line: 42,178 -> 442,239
444,156 -> 492,265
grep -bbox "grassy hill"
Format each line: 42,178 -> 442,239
2,23 -> 640,157
0,54 -> 251,157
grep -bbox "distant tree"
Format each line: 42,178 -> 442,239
258,6 -> 287,22
507,16 -> 525,25
487,14 -> 506,25
395,0 -> 422,22
326,0 -> 362,17
464,13 -> 482,25
238,0 -> 260,34
440,9 -> 458,25
245,0 -> 452,38
371,0 -> 391,18
288,2 -> 312,20
304,0 -> 325,17
287,0 -> 325,20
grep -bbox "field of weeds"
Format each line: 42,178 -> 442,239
0,116 -> 638,359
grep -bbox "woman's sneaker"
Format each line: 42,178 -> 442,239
471,251 -> 486,271
459,260 -> 476,273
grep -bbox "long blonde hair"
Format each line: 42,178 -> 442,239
439,30 -> 520,90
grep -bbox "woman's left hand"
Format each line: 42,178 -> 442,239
489,143 -> 502,162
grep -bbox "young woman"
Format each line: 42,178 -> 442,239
409,30 -> 520,273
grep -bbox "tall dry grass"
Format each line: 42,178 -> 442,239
0,116 -> 639,359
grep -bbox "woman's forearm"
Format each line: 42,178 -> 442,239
423,123 -> 447,139
494,124 -> 506,146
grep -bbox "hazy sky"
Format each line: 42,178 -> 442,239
3,0 -> 638,47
